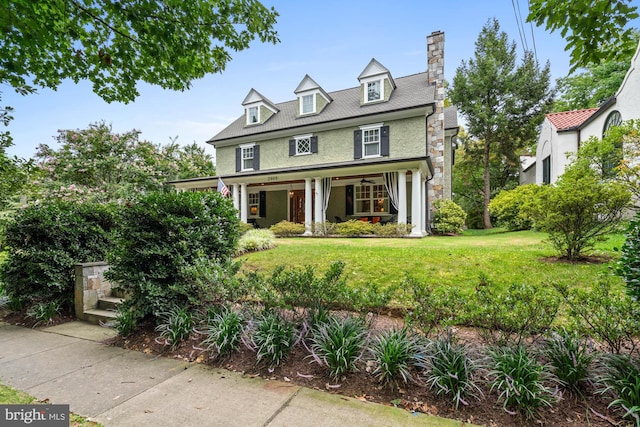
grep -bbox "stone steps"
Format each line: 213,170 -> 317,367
83,308 -> 118,326
98,296 -> 123,311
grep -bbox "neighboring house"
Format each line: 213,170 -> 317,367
170,31 -> 459,237
526,40 -> 640,185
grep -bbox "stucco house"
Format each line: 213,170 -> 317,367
171,31 -> 459,237
525,40 -> 640,185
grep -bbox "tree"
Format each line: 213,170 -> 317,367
0,93 -> 31,209
450,19 -> 554,228
0,0 -> 279,103
33,121 -> 216,202
528,0 -> 639,72
614,119 -> 640,206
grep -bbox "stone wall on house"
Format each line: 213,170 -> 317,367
426,30 -> 445,202
74,262 -> 112,320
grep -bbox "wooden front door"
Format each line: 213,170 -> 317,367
290,190 -> 305,224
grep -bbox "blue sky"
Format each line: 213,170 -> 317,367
4,0 -> 640,161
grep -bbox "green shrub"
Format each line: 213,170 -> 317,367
237,229 -> 276,254
200,305 -> 245,357
371,222 -> 413,237
334,220 -> 375,237
248,311 -> 297,368
489,345 -> 555,419
0,200 -> 116,307
239,222 -> 254,234
106,191 -> 239,321
26,301 -> 61,327
543,329 -> 594,393
599,354 -> 640,425
308,315 -> 368,379
469,281 -> 560,346
432,199 -> 466,235
489,184 -> 541,231
369,328 -> 421,384
554,279 -> 640,355
617,212 -> 640,301
155,305 -> 194,350
115,307 -> 139,337
269,220 -> 305,236
419,334 -> 482,409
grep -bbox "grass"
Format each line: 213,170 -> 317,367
239,229 -> 625,296
0,382 -> 102,426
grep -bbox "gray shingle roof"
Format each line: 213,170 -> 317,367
444,105 -> 458,130
209,72 -> 436,143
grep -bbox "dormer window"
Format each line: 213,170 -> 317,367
247,106 -> 259,124
367,80 -> 381,102
301,94 -> 314,114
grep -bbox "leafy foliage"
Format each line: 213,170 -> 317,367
0,200 -> 115,307
615,119 -> 640,205
450,19 -> 554,228
0,0 -> 279,103
155,306 -> 194,350
489,345 -> 556,419
543,330 -> 594,393
528,0 -> 639,71
247,311 -> 297,368
308,315 -> 369,380
269,220 -> 305,236
617,212 -> 640,301
599,354 -> 640,425
489,184 -> 541,231
419,334 -> 482,409
201,305 -> 245,357
26,301 -> 61,327
369,328 -> 420,384
431,199 -> 466,235
106,191 -> 239,320
553,279 -> 640,355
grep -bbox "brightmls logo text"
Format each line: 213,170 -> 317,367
1,405 -> 68,426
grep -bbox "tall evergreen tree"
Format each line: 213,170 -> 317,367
450,19 -> 554,228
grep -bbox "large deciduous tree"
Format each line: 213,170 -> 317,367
0,0 -> 279,103
450,19 -> 554,228
528,0 -> 639,72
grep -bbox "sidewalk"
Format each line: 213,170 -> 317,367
0,320 -> 469,427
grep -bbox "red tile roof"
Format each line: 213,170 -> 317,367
546,108 -> 599,131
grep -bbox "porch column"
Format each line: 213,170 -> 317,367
397,170 -> 407,224
314,177 -> 323,230
304,178 -> 313,236
240,183 -> 248,223
232,184 -> 240,214
410,169 -> 425,237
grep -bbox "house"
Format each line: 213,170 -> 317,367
526,40 -> 640,185
170,31 -> 459,237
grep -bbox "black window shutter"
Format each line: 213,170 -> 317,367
353,130 -> 362,159
381,126 -> 390,156
289,139 -> 295,156
259,191 -> 266,217
253,145 -> 260,170
311,136 -> 318,153
345,185 -> 354,215
235,147 -> 241,172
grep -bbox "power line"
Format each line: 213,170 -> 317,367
511,0 -> 528,52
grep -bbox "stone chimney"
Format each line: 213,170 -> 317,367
426,31 -> 445,202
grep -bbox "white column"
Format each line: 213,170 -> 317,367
232,184 -> 240,214
397,170 -> 407,224
304,178 -> 313,236
410,169 -> 425,237
314,177 -> 323,231
240,183 -> 248,224
420,180 -> 427,234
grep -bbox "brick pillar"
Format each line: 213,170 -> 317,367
427,31 -> 445,203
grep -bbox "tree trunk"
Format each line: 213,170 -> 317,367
483,141 -> 493,229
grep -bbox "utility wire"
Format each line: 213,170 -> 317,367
511,0 -> 528,52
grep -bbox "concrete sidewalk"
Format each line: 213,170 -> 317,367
0,321 -> 468,426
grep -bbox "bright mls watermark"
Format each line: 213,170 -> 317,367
1,404 -> 69,426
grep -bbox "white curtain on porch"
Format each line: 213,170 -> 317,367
383,172 -> 399,211
321,177 -> 331,221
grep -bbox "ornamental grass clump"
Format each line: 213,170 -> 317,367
26,301 -> 61,327
200,305 -> 245,357
308,315 -> 369,380
419,334 -> 482,409
488,345 -> 556,419
155,306 -> 194,350
543,330 -> 594,393
598,354 -> 640,426
248,311 -> 297,368
369,328 -> 421,385
237,229 -> 276,254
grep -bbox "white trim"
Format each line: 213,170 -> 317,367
360,124 -> 382,158
246,105 -> 260,125
299,92 -> 317,115
359,122 -> 384,130
361,76 -> 385,103
240,144 -> 256,172
293,133 -> 313,156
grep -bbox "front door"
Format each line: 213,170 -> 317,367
289,190 -> 305,224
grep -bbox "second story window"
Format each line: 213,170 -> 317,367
367,80 -> 381,102
301,94 -> 314,114
242,146 -> 254,170
296,136 -> 311,155
247,106 -> 259,124
363,127 -> 380,157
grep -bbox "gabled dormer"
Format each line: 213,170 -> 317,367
294,75 -> 332,117
242,89 -> 279,126
357,59 -> 396,106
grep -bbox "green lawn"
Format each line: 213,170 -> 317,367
239,229 -> 625,294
